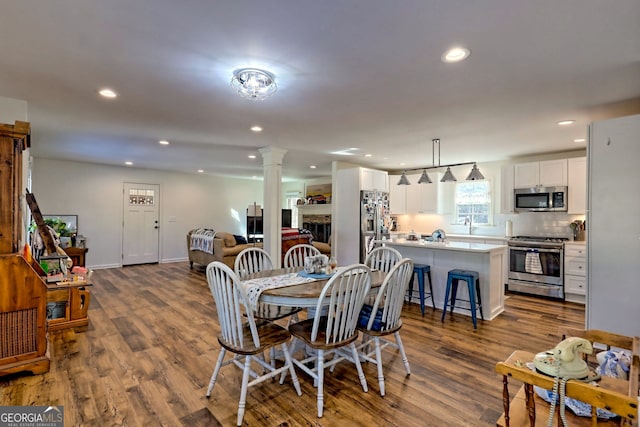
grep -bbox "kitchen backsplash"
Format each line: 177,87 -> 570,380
394,212 -> 586,240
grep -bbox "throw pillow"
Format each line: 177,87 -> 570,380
233,234 -> 248,245
215,232 -> 237,247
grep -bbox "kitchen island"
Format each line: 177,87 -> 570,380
378,239 -> 507,321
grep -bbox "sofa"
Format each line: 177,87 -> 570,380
187,228 -> 331,270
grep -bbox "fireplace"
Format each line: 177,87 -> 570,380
302,214 -> 331,243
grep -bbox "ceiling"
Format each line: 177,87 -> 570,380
1,1 -> 639,181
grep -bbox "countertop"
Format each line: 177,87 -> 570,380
389,232 -> 507,241
378,238 -> 507,253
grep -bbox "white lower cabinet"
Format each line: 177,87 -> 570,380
564,243 -> 586,303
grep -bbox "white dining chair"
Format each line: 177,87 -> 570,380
205,262 -> 302,426
356,258 -> 414,396
283,243 -> 321,268
234,246 -> 303,323
234,247 -> 274,279
287,264 -> 372,418
365,246 -> 402,273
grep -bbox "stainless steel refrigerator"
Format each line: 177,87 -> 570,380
360,190 -> 391,262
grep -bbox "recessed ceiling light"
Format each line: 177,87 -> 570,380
364,154 -> 373,157
197,169 -> 204,173
158,140 -> 170,145
310,165 -> 317,169
125,161 -> 133,166
99,88 -> 118,98
400,162 -> 406,166
574,138 -> 586,143
248,155 -> 257,159
330,148 -> 360,156
558,120 -> 575,126
250,126 -> 263,132
442,47 -> 471,63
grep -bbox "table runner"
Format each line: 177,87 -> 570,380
242,272 -> 316,311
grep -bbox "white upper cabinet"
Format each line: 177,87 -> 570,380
416,178 -> 438,214
500,164 -> 515,214
514,159 -> 567,188
389,173 -> 438,214
389,177 -> 408,213
360,168 -> 388,191
567,157 -> 587,214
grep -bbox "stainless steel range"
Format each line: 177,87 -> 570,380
507,236 -> 568,299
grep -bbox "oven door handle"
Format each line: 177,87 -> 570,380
508,246 -> 561,254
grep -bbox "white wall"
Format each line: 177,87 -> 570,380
0,96 -> 27,123
31,158 -> 262,268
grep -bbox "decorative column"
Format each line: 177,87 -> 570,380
259,147 -> 287,268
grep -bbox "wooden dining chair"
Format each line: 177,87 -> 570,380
205,262 -> 302,426
234,247 -> 302,322
364,246 -> 402,273
356,258 -> 414,396
283,243 -> 321,268
288,264 -> 372,418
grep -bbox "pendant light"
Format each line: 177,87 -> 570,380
397,171 -> 411,185
417,169 -> 432,184
466,163 -> 485,180
440,167 -> 457,182
395,138 -> 484,185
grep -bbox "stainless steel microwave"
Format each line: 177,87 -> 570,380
514,186 -> 568,212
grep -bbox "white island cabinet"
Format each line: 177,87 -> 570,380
379,239 -> 507,321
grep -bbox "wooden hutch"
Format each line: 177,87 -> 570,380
0,121 -> 50,376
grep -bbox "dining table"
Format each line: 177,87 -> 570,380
242,267 -> 386,309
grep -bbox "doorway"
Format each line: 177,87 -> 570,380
122,183 -> 160,265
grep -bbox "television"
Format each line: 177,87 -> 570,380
247,209 -> 293,241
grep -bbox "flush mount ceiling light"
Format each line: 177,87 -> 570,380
558,120 -> 575,126
158,140 -> 170,145
231,68 -> 277,100
442,47 -> 471,63
250,125 -> 263,132
396,138 -> 484,185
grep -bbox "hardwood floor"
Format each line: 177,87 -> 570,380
0,262 -> 585,426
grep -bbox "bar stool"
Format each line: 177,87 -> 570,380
406,264 -> 435,315
441,269 -> 484,329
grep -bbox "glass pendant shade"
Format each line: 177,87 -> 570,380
417,169 -> 432,184
440,167 -> 457,182
466,163 -> 485,180
397,171 -> 411,185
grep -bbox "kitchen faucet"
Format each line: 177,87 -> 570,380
464,216 -> 472,235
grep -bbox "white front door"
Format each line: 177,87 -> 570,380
122,183 -> 160,265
